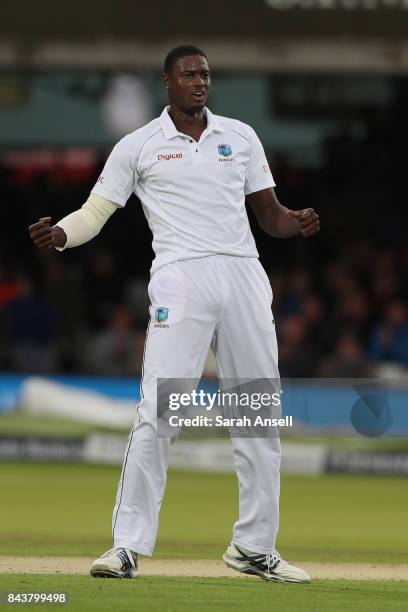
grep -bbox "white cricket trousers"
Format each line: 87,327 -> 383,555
112,255 -> 281,555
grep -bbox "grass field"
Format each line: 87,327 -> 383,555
1,575 -> 407,612
1,463 -> 407,562
0,462 -> 407,611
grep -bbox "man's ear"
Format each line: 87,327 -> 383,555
162,73 -> 170,90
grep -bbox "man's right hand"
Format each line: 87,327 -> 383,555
28,217 -> 67,251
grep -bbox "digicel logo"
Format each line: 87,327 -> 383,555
158,153 -> 183,161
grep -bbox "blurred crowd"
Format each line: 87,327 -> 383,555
270,243 -> 408,378
0,239 -> 407,379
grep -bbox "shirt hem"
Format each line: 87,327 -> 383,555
245,179 -> 276,196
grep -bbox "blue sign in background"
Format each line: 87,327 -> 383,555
1,375 -> 407,436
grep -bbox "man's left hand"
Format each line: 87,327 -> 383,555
287,208 -> 320,237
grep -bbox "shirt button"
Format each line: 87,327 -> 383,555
196,149 -> 198,152
189,140 -> 193,143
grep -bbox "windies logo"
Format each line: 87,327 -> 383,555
217,144 -> 232,157
155,307 -> 169,323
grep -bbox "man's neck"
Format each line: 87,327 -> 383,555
168,106 -> 207,141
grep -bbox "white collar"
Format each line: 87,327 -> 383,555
159,106 -> 223,140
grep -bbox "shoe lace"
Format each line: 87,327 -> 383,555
265,551 -> 282,573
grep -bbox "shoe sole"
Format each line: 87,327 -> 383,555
90,565 -> 138,579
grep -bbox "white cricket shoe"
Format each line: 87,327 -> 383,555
223,543 -> 311,583
90,547 -> 138,578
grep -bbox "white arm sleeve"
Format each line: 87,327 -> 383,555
55,194 -> 118,251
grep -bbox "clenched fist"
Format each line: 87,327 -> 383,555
287,208 -> 320,237
28,217 -> 67,251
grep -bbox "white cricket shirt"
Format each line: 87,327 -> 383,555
91,106 -> 275,275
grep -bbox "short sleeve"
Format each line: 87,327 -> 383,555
91,135 -> 136,207
244,126 -> 276,196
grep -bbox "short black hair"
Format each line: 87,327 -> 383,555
164,45 -> 208,75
